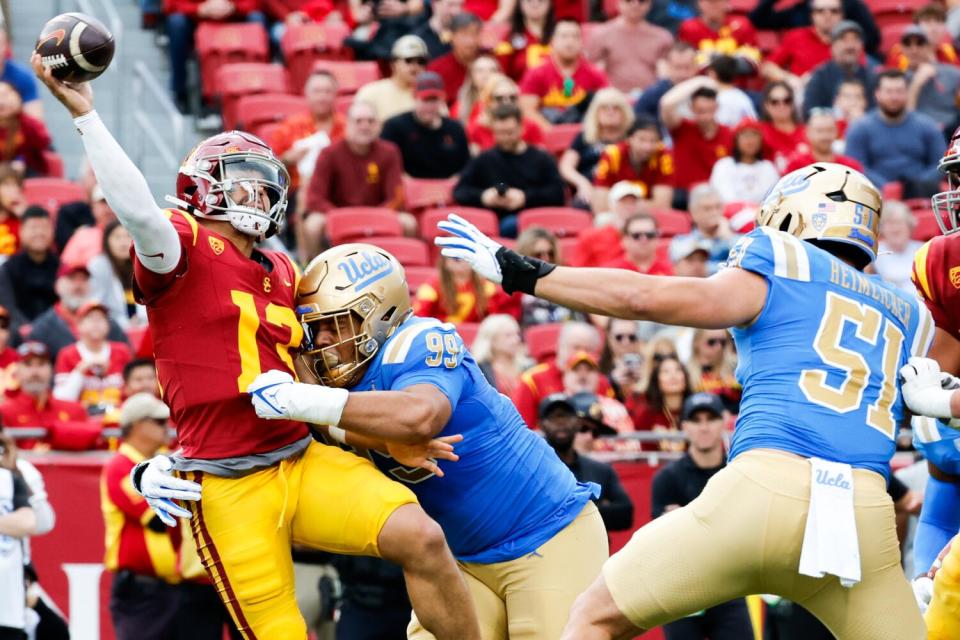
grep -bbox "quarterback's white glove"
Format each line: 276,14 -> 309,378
912,575 -> 934,614
247,370 -> 350,427
900,357 -> 957,420
434,214 -> 558,294
129,455 -> 201,527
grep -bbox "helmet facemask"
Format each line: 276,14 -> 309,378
299,298 -> 382,389
932,166 -> 960,236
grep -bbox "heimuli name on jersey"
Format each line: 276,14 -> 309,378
830,260 -> 912,326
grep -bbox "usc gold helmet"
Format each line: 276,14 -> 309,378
297,244 -> 412,388
757,162 -> 881,269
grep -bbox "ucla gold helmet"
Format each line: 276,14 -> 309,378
297,244 -> 412,388
757,162 -> 881,269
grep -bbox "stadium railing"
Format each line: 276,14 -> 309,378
77,0 -> 124,141
132,60 -> 186,169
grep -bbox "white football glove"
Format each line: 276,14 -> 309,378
130,455 -> 201,527
912,575 -> 934,614
900,357 -> 956,419
247,370 -> 350,427
434,214 -> 504,284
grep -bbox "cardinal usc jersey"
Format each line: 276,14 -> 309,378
727,227 -> 934,478
913,235 -> 960,340
134,210 -> 307,459
350,316 -> 599,564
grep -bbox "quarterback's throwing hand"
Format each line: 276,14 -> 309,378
130,455 -> 201,527
900,357 -> 956,419
435,214 -> 504,284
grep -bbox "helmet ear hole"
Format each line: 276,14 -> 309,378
779,214 -> 793,233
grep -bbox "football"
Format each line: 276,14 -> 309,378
35,12 -> 115,83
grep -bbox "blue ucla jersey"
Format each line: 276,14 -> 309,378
913,416 -> 960,474
351,316 -> 600,564
727,227 -> 935,477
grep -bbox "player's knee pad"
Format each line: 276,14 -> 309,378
916,477 -> 960,572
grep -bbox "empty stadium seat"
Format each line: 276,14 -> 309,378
524,323 -> 563,363
42,151 -> 64,178
23,178 -> 86,214
366,236 -> 431,266
404,265 -> 437,292
868,0 -> 914,28
404,177 -> 457,211
651,209 -> 692,237
195,22 -> 269,98
456,322 -> 480,348
420,207 -> 499,242
543,124 -> 582,156
313,60 -> 382,95
216,63 -> 290,130
881,23 -> 912,53
233,94 -> 309,134
518,208 -> 592,238
253,122 -> 283,146
913,210 -> 941,241
326,207 -> 403,244
282,22 -> 353,92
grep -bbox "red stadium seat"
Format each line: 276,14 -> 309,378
42,151 -> 64,178
456,322 -> 480,348
366,236 -> 431,266
253,122 -> 283,147
216,63 -> 290,130
420,207 -> 499,241
313,60 -> 381,95
868,0 -> 914,28
905,198 -> 931,211
882,181 -> 903,202
913,210 -> 941,241
404,177 -> 457,211
195,22 -> 269,98
326,207 -> 403,244
23,178 -> 86,214
651,208 -> 692,237
881,23 -> 912,52
405,265 -> 437,292
282,22 -> 353,92
723,202 -> 758,234
233,94 -> 309,134
524,322 -> 563,363
557,237 -> 579,264
518,207 -> 592,238
543,124 -> 582,156
335,94 -> 354,115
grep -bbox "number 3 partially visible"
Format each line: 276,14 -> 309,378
231,290 -> 303,391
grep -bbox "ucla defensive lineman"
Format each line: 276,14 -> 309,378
436,162 -> 933,640
246,244 -> 608,640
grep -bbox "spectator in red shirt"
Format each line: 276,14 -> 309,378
586,0 -> 673,94
783,109 -> 862,173
512,321 -> 614,427
570,181 -> 648,267
626,353 -> 692,449
0,82 -> 51,177
677,0 -> 760,72
660,76 -> 734,198
413,256 -> 518,323
466,73 -> 545,152
603,212 -> 674,276
164,0 -> 268,114
761,0 -> 842,90
270,70 -> 346,200
558,87 -> 633,206
302,100 -> 408,259
519,19 -> 609,129
0,341 -> 98,451
759,81 -> 807,173
427,12 -> 483,105
494,0 -> 555,81
0,165 -> 25,259
592,116 -> 674,214
262,0 -> 341,46
53,302 -> 133,415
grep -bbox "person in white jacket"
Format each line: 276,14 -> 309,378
709,118 -> 780,205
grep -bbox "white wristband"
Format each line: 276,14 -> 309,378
328,427 -> 347,443
285,383 -> 350,427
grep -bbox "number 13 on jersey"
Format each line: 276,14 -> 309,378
799,292 -> 904,439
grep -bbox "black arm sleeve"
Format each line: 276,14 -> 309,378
597,465 -> 635,532
521,153 -> 566,208
887,473 -> 909,503
12,473 -> 30,510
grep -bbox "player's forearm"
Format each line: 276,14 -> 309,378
339,391 -> 446,443
74,111 -> 181,273
0,507 -> 37,537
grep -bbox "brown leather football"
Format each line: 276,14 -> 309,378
36,12 -> 115,83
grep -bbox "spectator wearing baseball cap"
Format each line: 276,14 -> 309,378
562,351 -> 634,434
569,181 -> 646,268
381,72 -> 471,179
592,116 -> 674,215
669,184 -> 739,276
649,391 -> 752,638
355,35 -> 429,122
803,19 -> 878,118
602,212 -> 673,276
669,236 -> 712,278
538,393 -> 635,532
27,260 -> 128,362
427,13 -> 484,105
0,206 -> 58,330
897,24 -> 960,133
52,302 -> 133,416
887,4 -> 958,72
0,341 -> 98,450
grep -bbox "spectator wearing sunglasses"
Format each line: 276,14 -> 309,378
783,109 -> 862,174
592,116 -> 674,215
585,0 -> 673,95
803,20 -> 877,119
687,329 -> 740,414
602,213 -> 673,276
887,5 -> 958,72
427,12 -> 484,105
709,119 -> 780,206
761,0 -> 843,88
569,181 -> 646,268
562,352 -> 634,435
758,81 -> 806,173
899,24 -> 960,135
466,74 -> 545,153
355,35 -> 429,122
514,228 -> 585,326
599,318 -> 652,401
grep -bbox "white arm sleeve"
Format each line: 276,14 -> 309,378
74,111 -> 182,274
16,460 -> 55,535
